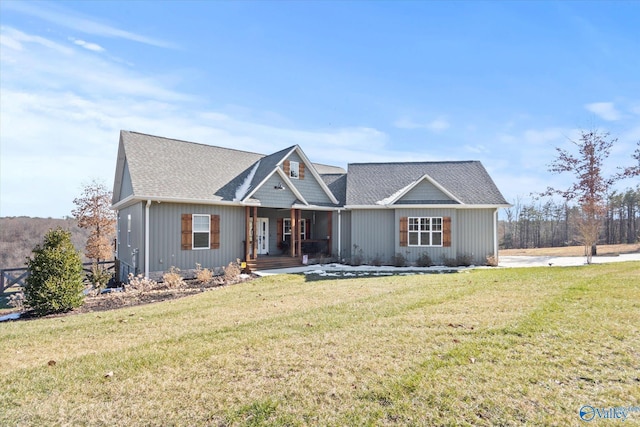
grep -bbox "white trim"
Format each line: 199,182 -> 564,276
344,204 -> 511,210
376,174 -> 463,206
191,213 -> 211,250
111,195 -> 258,211
144,200 -> 151,279
243,167 -> 309,205
407,216 -> 444,247
279,145 -> 340,205
493,208 -> 499,260
291,204 -> 340,211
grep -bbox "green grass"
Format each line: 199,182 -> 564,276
1,263 -> 639,426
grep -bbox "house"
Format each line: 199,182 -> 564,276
111,130 -> 510,278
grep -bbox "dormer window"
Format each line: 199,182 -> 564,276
289,161 -> 300,179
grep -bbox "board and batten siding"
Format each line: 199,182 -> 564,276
394,208 -> 456,264
116,202 -> 145,272
337,210 -> 351,260
455,208 -> 496,265
350,209 -> 395,263
147,202 -> 246,273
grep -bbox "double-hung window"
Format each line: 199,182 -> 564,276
408,217 -> 442,246
289,161 -> 300,179
283,218 -> 306,240
192,214 -> 210,249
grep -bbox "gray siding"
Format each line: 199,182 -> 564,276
350,209 -> 395,263
398,180 -> 452,202
254,174 -> 298,208
394,208 -> 457,264
337,210 -> 351,260
284,152 -> 333,205
116,202 -> 145,272
147,202 -> 246,273
119,160 -> 134,201
456,209 -> 496,264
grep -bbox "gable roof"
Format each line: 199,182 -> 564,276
113,131 -> 345,207
345,161 -> 509,206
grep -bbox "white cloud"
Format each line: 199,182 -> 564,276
585,102 -> 621,121
0,27 -> 401,217
394,116 -> 450,132
70,38 -> 105,52
3,1 -> 176,49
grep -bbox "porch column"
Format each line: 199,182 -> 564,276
327,211 -> 332,256
252,206 -> 258,259
290,208 -> 296,257
296,209 -> 302,257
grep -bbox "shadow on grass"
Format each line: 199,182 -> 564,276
301,269 -> 459,282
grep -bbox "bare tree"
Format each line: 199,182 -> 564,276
72,180 -> 116,262
541,130 -> 617,263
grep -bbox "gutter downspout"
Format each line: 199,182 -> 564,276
145,199 -> 151,278
493,208 -> 499,262
337,209 -> 342,261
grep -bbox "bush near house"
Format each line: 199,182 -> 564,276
23,228 -> 84,315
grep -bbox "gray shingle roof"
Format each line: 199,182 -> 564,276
117,131 -> 507,208
346,161 -> 509,206
321,174 -> 347,206
119,131 -> 264,202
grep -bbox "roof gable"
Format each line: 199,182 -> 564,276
346,161 -> 509,206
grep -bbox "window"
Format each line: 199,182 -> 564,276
289,161 -> 300,179
408,217 -> 442,246
127,214 -> 131,247
283,218 -> 306,240
182,214 -> 220,250
192,214 -> 210,249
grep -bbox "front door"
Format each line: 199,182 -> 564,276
257,218 -> 269,255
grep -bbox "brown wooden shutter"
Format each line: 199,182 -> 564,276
299,162 -> 305,179
283,160 -> 290,176
277,218 -> 283,242
399,216 -> 408,247
181,214 -> 192,250
443,217 -> 452,247
210,215 -> 220,249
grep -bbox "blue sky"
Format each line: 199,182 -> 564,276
1,0 -> 639,218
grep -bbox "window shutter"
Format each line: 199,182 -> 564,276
299,162 -> 305,179
443,217 -> 452,247
181,214 -> 192,250
283,160 -> 290,176
210,215 -> 220,249
277,218 -> 283,242
399,217 -> 408,247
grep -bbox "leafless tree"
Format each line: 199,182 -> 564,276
72,180 -> 116,262
541,130 -> 617,263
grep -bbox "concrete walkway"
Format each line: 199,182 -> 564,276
253,253 -> 640,275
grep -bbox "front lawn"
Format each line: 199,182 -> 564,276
1,262 -> 639,425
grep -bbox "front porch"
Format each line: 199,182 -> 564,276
244,206 -> 335,268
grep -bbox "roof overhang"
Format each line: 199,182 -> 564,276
111,195 -> 261,211
344,204 -> 512,210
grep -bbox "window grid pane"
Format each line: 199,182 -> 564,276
407,216 -> 443,247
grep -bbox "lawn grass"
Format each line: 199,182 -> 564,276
1,262 -> 639,426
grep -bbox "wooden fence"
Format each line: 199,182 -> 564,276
0,261 -> 116,294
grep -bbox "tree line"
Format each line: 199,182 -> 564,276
500,186 -> 639,249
